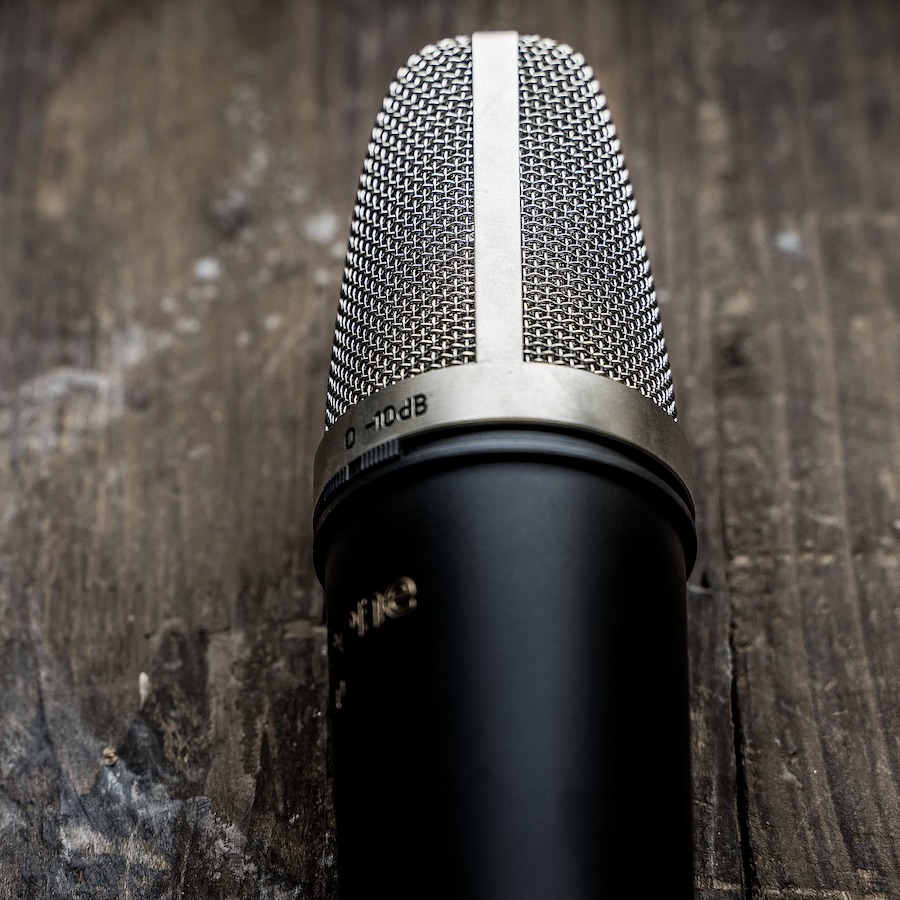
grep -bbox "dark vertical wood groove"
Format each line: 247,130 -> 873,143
728,633 -> 756,900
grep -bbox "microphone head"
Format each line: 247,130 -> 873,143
316,32 -> 691,509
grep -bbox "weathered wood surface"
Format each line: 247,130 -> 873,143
0,0 -> 897,897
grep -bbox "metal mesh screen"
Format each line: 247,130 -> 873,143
325,35 -> 676,425
518,36 -> 675,416
325,38 -> 476,426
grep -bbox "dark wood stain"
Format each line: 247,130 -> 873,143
1,1 -> 898,897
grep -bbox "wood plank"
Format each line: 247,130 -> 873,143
708,0 -> 900,895
0,0 -> 898,897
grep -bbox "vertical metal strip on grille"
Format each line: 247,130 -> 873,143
472,31 -> 522,364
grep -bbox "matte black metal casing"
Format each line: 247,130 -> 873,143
313,430 -> 696,899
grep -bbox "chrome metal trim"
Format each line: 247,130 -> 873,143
472,31 -> 523,363
314,364 -> 694,504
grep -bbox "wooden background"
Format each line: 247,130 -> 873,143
1,0 -> 898,897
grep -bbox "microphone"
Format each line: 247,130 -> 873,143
312,31 -> 696,900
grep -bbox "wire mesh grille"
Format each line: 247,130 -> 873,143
325,38 -> 476,426
518,36 -> 675,416
325,35 -> 676,426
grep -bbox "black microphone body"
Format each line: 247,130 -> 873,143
313,32 -> 697,899
315,431 -> 694,898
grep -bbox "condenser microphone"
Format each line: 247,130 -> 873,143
312,31 -> 697,900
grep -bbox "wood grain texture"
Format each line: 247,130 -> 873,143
0,0 -> 898,897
